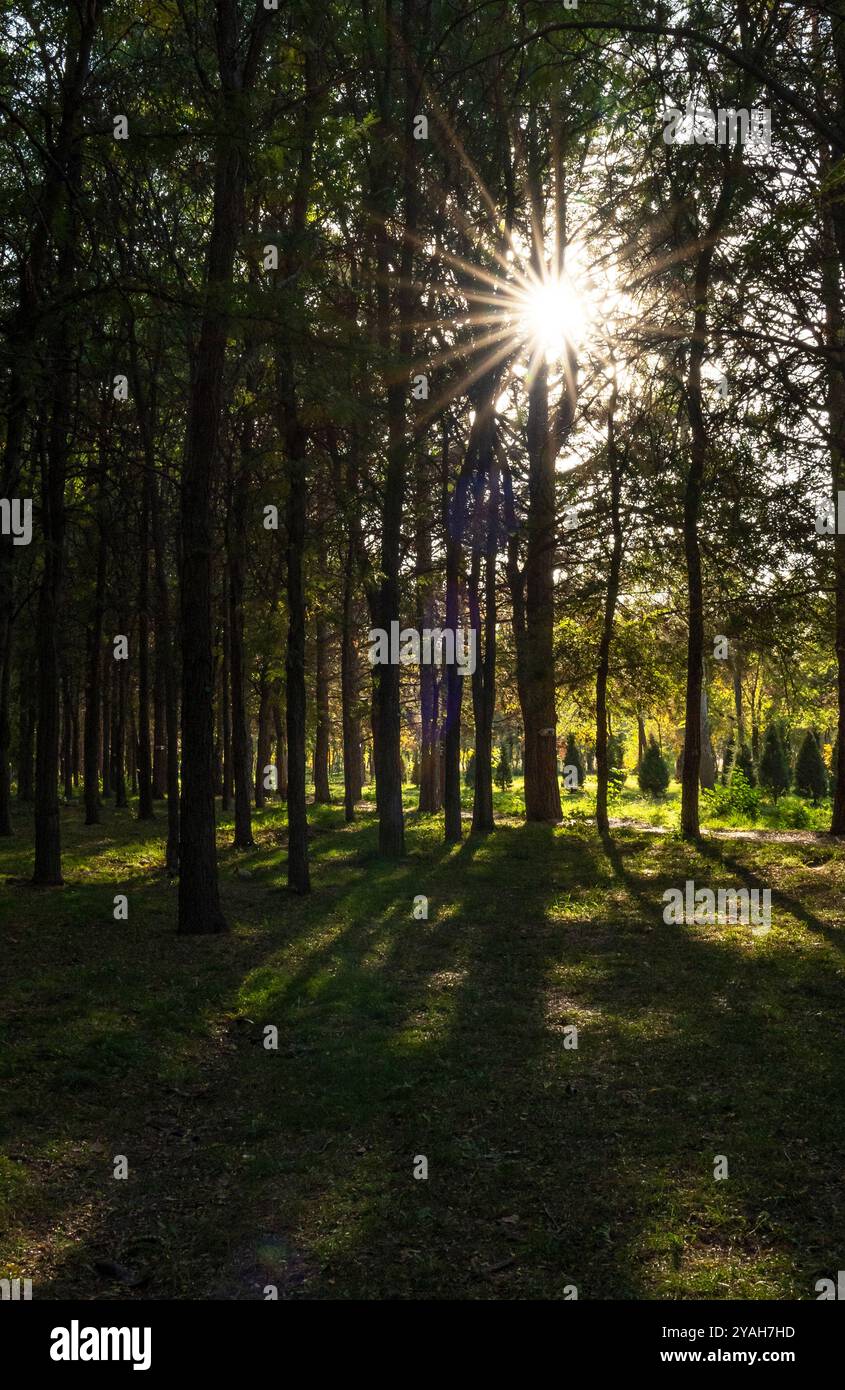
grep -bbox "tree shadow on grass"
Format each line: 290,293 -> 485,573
6,814 -> 845,1300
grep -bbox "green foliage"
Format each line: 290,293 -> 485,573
638,736 -> 670,797
606,731 -> 627,797
464,752 -> 476,788
562,732 -> 585,792
702,769 -> 761,822
794,730 -> 829,802
494,743 -> 513,791
607,731 -> 626,770
721,732 -> 736,785
734,742 -> 756,787
759,724 -> 791,801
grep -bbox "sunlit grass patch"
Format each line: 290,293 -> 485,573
1,799 -> 844,1298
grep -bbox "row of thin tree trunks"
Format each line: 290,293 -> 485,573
1,616 -> 306,821
7,3 -> 845,914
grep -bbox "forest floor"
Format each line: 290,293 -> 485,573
1,783 -> 844,1300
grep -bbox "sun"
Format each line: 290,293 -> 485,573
517,274 -> 584,360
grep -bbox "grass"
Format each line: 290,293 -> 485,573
1,780 -> 844,1300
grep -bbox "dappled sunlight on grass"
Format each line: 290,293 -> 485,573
2,798 -> 845,1297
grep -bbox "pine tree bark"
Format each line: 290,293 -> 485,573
150,470 -> 178,871
17,643 -> 35,803
512,360 -> 563,824
113,646 -> 127,810
279,358 -> 311,893
136,466 -> 154,819
152,653 -> 167,799
176,0 -> 271,931
415,448 -> 441,813
313,616 -> 332,803
469,405 -> 501,837
129,322 -> 178,857
341,539 -> 362,822
595,386 -> 623,836
33,269 -> 75,883
62,672 -> 73,802
0,628 -> 12,834
679,167 -> 739,838
819,120 -> 845,833
442,437 -> 465,845
275,41 -> 318,894
255,670 -> 272,809
83,512 -> 105,823
101,650 -> 112,799
221,568 -> 232,812
272,694 -> 288,801
227,463 -> 255,848
365,1 -> 421,858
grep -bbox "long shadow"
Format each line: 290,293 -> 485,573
9,812 -> 845,1300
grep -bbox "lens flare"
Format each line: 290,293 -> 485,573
517,275 -> 584,359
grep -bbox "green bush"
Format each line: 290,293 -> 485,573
562,732 -> 585,792
734,741 -> 756,787
607,731 -> 626,770
494,743 -> 513,791
794,730 -> 829,802
702,769 -> 761,821
464,752 -> 476,787
606,769 -> 626,804
759,723 -> 791,801
637,736 -> 670,797
721,732 -> 736,785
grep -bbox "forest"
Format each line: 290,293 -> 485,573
2,0 -> 845,1310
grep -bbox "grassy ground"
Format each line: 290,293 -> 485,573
1,781 -> 844,1300
549,774 -> 834,833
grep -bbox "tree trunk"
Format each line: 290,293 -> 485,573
62,673 -> 73,802
280,358 -> 311,893
732,647 -> 745,745
33,281 -> 74,883
442,450 -> 464,845
341,538 -> 362,822
83,523 -> 105,824
470,418 -> 500,837
101,649 -> 112,798
595,390 -> 624,836
819,131 -> 845,832
416,448 -> 441,814
272,692 -> 288,800
150,471 -> 178,872
136,466 -> 154,819
130,321 -> 177,855
153,651 -> 167,798
274,47 -> 318,892
177,0 -> 270,931
313,616 -> 332,803
699,679 -> 717,790
228,468 -> 255,848
17,643 -> 35,802
220,568 -> 232,812
255,670 -> 273,809
366,35 -> 418,859
680,282 -> 711,839
517,361 -> 563,823
113,648 -> 127,810
0,626 -> 12,834
72,686 -> 80,789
